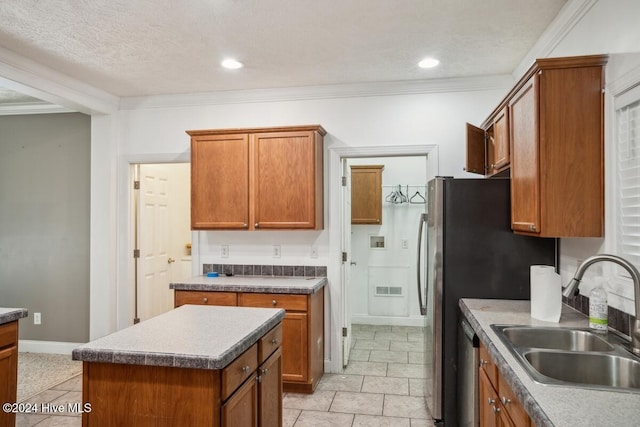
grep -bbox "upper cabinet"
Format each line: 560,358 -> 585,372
350,165 -> 384,225
466,107 -> 510,177
466,54 -> 608,237
188,125 -> 326,230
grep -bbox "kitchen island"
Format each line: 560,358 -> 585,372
171,275 -> 326,393
1,307 -> 28,427
460,299 -> 640,426
73,304 -> 285,426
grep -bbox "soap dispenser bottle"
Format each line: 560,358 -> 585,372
589,277 -> 608,333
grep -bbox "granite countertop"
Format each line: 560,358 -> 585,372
170,275 -> 327,295
0,307 -> 28,325
460,298 -> 640,427
72,305 -> 285,370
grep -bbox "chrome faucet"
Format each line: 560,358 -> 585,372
562,254 -> 640,354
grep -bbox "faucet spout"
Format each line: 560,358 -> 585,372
563,254 -> 640,353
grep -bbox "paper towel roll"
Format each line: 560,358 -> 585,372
530,265 -> 562,322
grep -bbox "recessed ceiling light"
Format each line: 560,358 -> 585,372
418,58 -> 440,69
221,58 -> 243,69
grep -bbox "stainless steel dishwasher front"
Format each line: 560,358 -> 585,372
457,316 -> 479,427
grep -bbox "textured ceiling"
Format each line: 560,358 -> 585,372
0,0 -> 567,103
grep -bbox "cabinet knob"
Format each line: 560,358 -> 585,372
529,224 -> 536,231
261,368 -> 269,375
202,297 -> 208,304
501,396 -> 511,405
242,365 -> 250,373
271,338 -> 278,345
480,359 -> 488,367
243,223 -> 248,228
487,397 -> 495,405
255,223 -> 260,228
271,300 -> 277,306
492,406 -> 501,414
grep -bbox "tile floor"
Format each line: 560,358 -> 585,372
15,324 -> 435,426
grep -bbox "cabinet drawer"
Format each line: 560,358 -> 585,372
0,321 -> 17,350
222,343 -> 258,401
174,291 -> 237,307
259,324 -> 283,364
499,373 -> 530,427
479,343 -> 498,387
239,293 -> 307,311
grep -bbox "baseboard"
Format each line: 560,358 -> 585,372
19,340 -> 85,355
350,315 -> 425,327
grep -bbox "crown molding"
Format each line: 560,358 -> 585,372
0,102 -> 74,116
513,0 -> 598,80
119,74 -> 514,110
0,46 -> 119,115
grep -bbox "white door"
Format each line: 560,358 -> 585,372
138,164 -> 173,321
341,159 -> 353,368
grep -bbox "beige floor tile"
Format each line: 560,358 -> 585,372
283,390 -> 336,411
51,375 -> 81,392
387,363 -> 427,379
390,341 -> 425,352
348,349 -> 371,362
411,418 -> 437,426
354,339 -> 391,350
330,391 -> 384,415
283,408 -> 301,427
374,331 -> 408,341
343,361 -> 388,377
409,351 -> 425,364
317,374 -> 364,392
294,410 -> 354,426
352,330 -> 375,339
361,376 -> 409,395
31,416 -> 82,427
408,333 -> 425,342
369,350 -> 408,363
353,414 -> 411,426
16,413 -> 49,427
383,395 -> 429,419
21,390 -> 68,405
409,378 -> 425,397
392,326 -> 425,334
352,324 -> 392,333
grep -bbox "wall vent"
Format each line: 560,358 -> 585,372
375,286 -> 403,296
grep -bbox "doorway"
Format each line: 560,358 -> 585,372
342,155 -> 428,369
131,163 -> 192,323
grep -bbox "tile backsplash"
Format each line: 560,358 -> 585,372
202,263 -> 327,278
563,295 -> 634,337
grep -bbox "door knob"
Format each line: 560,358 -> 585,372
167,258 -> 176,264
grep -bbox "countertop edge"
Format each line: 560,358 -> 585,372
0,308 -> 29,325
459,300 -> 554,427
72,309 -> 286,370
170,276 -> 328,294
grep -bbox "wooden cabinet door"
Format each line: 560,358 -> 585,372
191,134 -> 250,230
282,312 -> 308,383
259,348 -> 282,427
222,374 -> 259,427
252,131 -> 322,229
488,107 -> 510,174
479,368 -> 499,427
509,75 -> 540,234
350,165 -> 383,224
466,123 -> 486,175
0,347 -> 17,427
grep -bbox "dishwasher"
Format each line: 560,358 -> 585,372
457,316 -> 479,427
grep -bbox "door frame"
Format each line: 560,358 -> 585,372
327,145 -> 439,374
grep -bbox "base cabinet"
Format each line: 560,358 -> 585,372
0,321 -> 19,427
479,342 -> 532,427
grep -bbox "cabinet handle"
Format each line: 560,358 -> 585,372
487,397 -> 495,405
243,223 -> 248,228
480,359 -> 488,367
202,297 -> 208,304
271,300 -> 277,306
492,406 -> 501,414
255,223 -> 260,228
261,368 -> 269,375
501,396 -> 511,405
529,224 -> 536,231
271,338 -> 278,345
242,365 -> 250,373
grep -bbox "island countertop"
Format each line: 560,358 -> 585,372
72,305 -> 285,370
0,307 -> 28,325
460,298 -> 640,427
170,275 -> 327,294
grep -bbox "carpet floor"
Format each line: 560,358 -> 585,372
17,352 -> 83,401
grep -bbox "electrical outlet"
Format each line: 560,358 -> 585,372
221,245 -> 229,258
273,245 -> 281,258
310,246 -> 318,258
34,312 -> 41,325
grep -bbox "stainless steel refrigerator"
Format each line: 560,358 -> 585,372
420,177 -> 556,426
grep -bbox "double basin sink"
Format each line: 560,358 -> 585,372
491,324 -> 640,391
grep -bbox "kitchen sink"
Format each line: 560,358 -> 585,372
491,324 -> 640,392
523,350 -> 640,389
498,325 -> 614,352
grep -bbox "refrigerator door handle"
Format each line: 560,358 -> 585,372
416,212 -> 427,315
